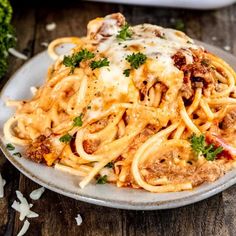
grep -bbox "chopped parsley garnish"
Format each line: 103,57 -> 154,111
13,152 -> 22,157
174,19 -> 185,31
123,68 -> 131,77
90,58 -> 110,70
105,162 -> 114,168
59,133 -> 73,143
190,134 -> 223,161
73,114 -> 83,127
96,175 -> 108,184
6,143 -> 15,151
126,52 -> 147,69
116,23 -> 132,41
201,59 -> 210,67
63,49 -> 95,72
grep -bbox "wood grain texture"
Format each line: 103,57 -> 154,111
1,2 -> 236,236
0,5 -> 36,236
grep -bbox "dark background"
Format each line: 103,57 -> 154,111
0,1 -> 236,235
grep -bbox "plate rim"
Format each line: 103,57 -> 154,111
1,42 -> 236,210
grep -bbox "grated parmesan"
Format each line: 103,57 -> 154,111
75,214 -> 83,226
224,45 -> 231,51
0,173 -> 5,198
46,22 -> 56,31
30,86 -> 38,96
17,220 -> 30,236
11,190 -> 39,221
41,42 -> 49,47
29,187 -> 45,200
8,48 -> 28,60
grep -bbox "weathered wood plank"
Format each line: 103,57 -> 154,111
221,4 -> 236,236
0,6 -> 36,236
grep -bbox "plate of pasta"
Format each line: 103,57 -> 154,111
1,13 -> 236,210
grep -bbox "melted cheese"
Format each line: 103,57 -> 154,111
99,65 -> 129,94
85,20 -> 202,119
95,23 -> 200,98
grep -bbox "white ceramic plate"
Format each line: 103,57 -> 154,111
1,41 -> 236,210
86,0 -> 236,10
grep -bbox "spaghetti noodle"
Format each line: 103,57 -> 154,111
4,13 -> 236,192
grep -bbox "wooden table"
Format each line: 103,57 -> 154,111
1,1 -> 236,235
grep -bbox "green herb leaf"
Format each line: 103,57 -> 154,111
126,52 -> 147,69
0,0 -> 16,78
59,134 -> 73,143
116,23 -> 132,41
123,69 -> 130,77
190,134 -> 205,155
105,162 -> 114,168
73,114 -> 83,127
205,146 -> 223,161
96,175 -> 108,184
6,143 -> 15,151
201,59 -> 210,67
174,19 -> 185,31
90,58 -> 110,70
190,134 -> 223,161
13,152 -> 22,157
63,49 -> 95,72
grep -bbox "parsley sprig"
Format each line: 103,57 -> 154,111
59,134 -> 73,143
73,114 -> 83,127
59,114 -> 83,143
126,52 -> 147,69
116,23 -> 132,41
123,69 -> 131,77
96,175 -> 108,184
124,52 -> 147,76
90,58 -> 110,70
105,162 -> 114,168
13,152 -> 22,157
6,143 -> 15,151
174,19 -> 185,32
190,134 -> 223,161
63,49 -> 95,72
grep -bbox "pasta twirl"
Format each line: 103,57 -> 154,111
4,13 -> 236,192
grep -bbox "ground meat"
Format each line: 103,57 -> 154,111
143,159 -> 224,187
83,139 -> 100,154
221,109 -> 236,130
192,162 -> 224,186
191,77 -> 204,88
180,82 -> 193,99
130,126 -> 156,150
25,135 -> 51,163
90,13 -> 125,40
172,51 -> 186,70
172,50 -> 212,99
154,29 -> 165,39
182,61 -> 211,84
